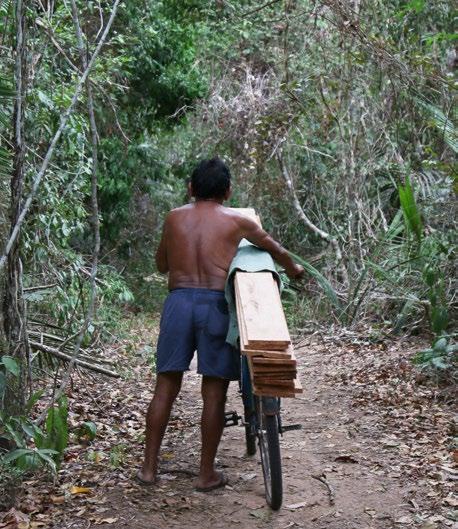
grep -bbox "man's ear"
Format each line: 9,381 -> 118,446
224,186 -> 232,201
188,181 -> 194,198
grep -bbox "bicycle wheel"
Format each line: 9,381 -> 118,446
256,397 -> 282,510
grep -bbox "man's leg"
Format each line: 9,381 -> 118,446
196,375 -> 229,489
138,371 -> 183,483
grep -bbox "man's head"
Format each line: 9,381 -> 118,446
190,157 -> 231,201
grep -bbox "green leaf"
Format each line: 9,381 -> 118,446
78,421 -> 97,441
431,306 -> 449,335
431,356 -> 448,370
4,423 -> 24,448
286,250 -> 340,309
1,356 -> 20,376
398,176 -> 423,244
25,389 -> 44,414
35,451 -> 57,474
2,448 -> 31,462
415,98 -> 458,154
433,337 -> 448,351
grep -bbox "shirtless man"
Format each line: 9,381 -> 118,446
137,158 -> 304,491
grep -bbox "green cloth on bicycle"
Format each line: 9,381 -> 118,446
224,239 -> 283,347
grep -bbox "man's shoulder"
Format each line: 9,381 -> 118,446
219,205 -> 245,221
167,204 -> 193,217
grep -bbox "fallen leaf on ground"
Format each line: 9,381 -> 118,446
420,522 -> 438,529
0,508 -> 30,529
240,473 -> 257,481
395,515 -> 413,524
286,501 -> 308,510
93,518 -> 118,525
70,486 -> 91,494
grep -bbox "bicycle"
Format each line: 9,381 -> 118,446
224,353 -> 301,510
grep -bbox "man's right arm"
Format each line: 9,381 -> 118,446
239,217 -> 304,279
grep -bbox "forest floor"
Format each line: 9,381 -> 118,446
3,316 -> 456,529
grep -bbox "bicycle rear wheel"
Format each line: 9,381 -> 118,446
256,397 -> 282,510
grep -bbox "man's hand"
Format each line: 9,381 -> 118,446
285,263 -> 305,280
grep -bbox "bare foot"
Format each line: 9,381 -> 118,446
136,468 -> 157,486
195,471 -> 228,492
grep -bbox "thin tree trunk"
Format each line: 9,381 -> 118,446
2,0 -> 28,413
54,0 -> 101,390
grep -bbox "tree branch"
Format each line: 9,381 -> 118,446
276,151 -> 348,283
29,341 -> 119,378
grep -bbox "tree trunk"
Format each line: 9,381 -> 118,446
2,0 -> 28,413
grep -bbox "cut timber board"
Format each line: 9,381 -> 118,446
235,272 -> 291,351
254,378 -> 296,387
253,375 -> 297,383
252,357 -> 297,367
234,283 -> 249,351
253,378 -> 303,398
252,365 -> 297,373
242,349 -> 292,359
241,344 -> 295,359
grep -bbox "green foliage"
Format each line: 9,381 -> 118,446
36,396 -> 69,465
77,421 -> 97,442
413,336 -> 457,373
0,409 -> 60,474
415,98 -> 458,154
109,444 -> 127,468
286,251 -> 341,310
0,368 -> 68,475
0,356 -> 19,377
398,176 -> 423,244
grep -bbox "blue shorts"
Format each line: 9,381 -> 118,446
155,288 -> 240,381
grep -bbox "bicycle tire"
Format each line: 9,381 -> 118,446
257,398 -> 283,510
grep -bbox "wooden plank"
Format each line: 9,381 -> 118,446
252,357 -> 297,367
235,279 -> 250,351
253,370 -> 297,378
254,376 -> 296,384
235,272 -> 290,350
253,378 -> 303,398
252,365 -> 297,373
254,379 -> 296,387
241,348 -> 293,359
235,272 -> 291,350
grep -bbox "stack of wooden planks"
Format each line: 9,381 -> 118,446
232,208 -> 303,398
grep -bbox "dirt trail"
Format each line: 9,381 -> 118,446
15,321 -> 456,529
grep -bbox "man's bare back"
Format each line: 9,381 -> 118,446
156,200 -> 303,291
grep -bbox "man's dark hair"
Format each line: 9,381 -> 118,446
191,157 -> 231,200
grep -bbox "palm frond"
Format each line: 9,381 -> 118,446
287,250 -> 341,309
415,98 -> 458,154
